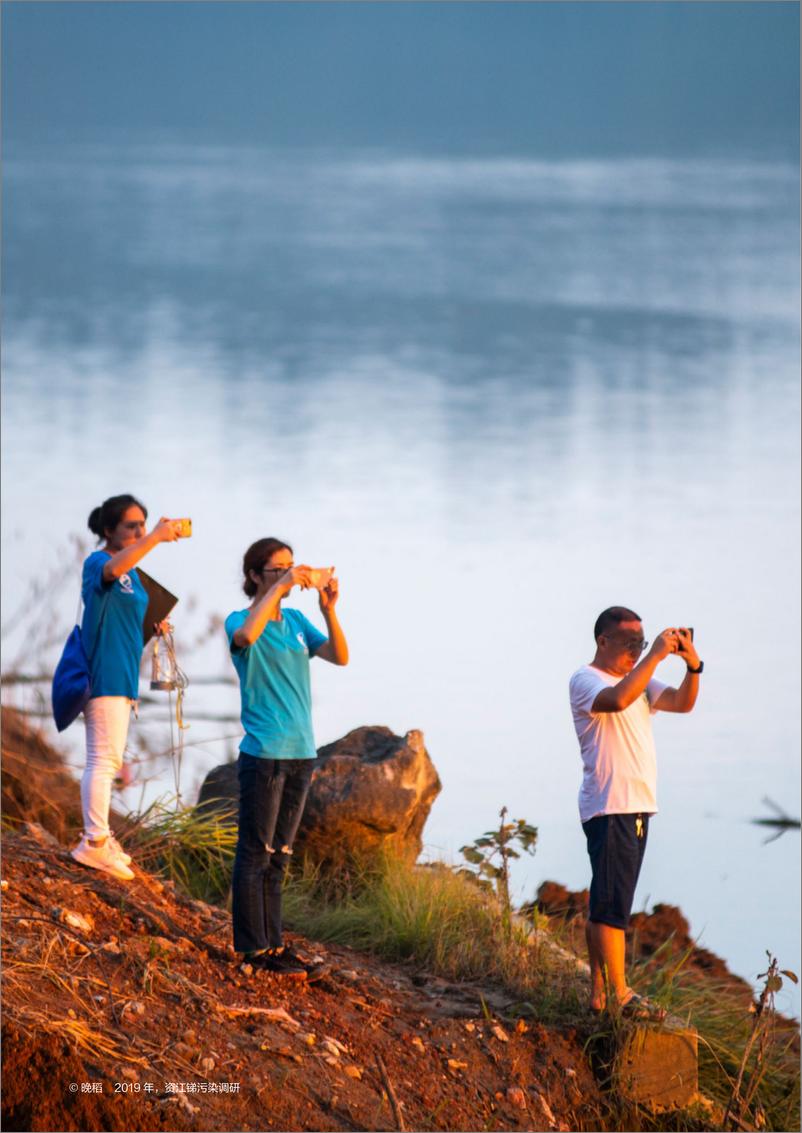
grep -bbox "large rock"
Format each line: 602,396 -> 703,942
196,725 -> 442,867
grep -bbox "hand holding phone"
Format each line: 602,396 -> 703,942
676,626 -> 694,652
307,566 -> 334,591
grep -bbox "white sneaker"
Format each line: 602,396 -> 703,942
107,834 -> 132,865
71,835 -> 134,881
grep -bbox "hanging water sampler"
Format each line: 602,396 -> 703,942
151,632 -> 178,691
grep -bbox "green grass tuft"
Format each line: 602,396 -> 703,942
125,797 -> 237,903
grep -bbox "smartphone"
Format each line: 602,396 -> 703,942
173,518 -> 192,538
307,567 -> 334,590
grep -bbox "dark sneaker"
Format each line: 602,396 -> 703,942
251,947 -> 308,978
281,943 -> 328,982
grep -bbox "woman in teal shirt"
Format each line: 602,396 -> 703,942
226,536 -> 349,976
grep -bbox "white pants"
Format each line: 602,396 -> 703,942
81,696 -> 133,840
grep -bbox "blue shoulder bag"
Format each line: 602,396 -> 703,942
52,583 -> 109,732
51,624 -> 92,731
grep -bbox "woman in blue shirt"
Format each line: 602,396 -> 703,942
71,494 -> 182,881
226,536 -> 349,976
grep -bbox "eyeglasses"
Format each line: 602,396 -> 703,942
262,564 -> 294,575
606,635 -> 649,654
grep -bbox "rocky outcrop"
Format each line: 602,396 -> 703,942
196,726 -> 442,867
535,880 -> 589,920
301,726 -> 442,866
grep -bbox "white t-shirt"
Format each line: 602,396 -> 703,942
569,664 -> 668,822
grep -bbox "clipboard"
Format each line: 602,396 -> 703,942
137,568 -> 179,644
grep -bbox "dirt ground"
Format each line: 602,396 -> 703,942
2,824 -> 611,1133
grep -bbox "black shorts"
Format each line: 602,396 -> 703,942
582,813 -> 649,930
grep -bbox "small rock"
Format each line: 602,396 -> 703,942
299,1033 -> 317,1046
534,1092 -> 558,1127
67,1008 -> 77,1019
515,1018 -> 529,1034
338,969 -> 360,981
321,1040 -> 340,1058
447,1059 -> 468,1072
174,1042 -> 193,1058
343,1066 -> 363,1080
121,1067 -> 138,1081
185,1030 -> 198,1042
23,822 -> 60,848
411,1036 -> 425,1053
464,1021 -> 476,1033
102,940 -> 122,955
490,1024 -> 509,1043
199,1057 -> 215,1075
324,1056 -> 339,1067
175,1093 -> 198,1116
52,907 -> 94,934
240,963 -> 254,977
506,1086 -> 526,1109
0,879 -> 8,890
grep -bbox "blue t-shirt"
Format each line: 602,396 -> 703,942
81,551 -> 149,699
225,607 -> 328,760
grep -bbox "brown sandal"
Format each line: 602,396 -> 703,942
619,993 -> 667,1022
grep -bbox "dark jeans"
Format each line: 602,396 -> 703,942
231,753 -> 314,954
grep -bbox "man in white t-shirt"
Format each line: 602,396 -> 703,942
569,605 -> 703,1018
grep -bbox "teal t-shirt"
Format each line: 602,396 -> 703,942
225,607 -> 328,760
81,550 -> 149,699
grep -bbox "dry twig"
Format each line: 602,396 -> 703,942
375,1051 -> 406,1131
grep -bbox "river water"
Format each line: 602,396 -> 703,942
2,143 -> 799,1014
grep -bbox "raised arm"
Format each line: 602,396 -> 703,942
232,566 -> 313,649
592,630 -> 677,713
315,576 -> 349,665
653,629 -> 702,713
102,517 -> 179,582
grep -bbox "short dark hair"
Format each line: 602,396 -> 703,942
87,494 -> 148,541
242,537 -> 293,598
594,606 -> 641,642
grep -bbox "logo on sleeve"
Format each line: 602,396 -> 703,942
119,574 -> 134,595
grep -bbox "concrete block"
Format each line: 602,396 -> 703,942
614,1015 -> 698,1112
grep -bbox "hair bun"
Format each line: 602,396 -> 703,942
87,506 -> 104,536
